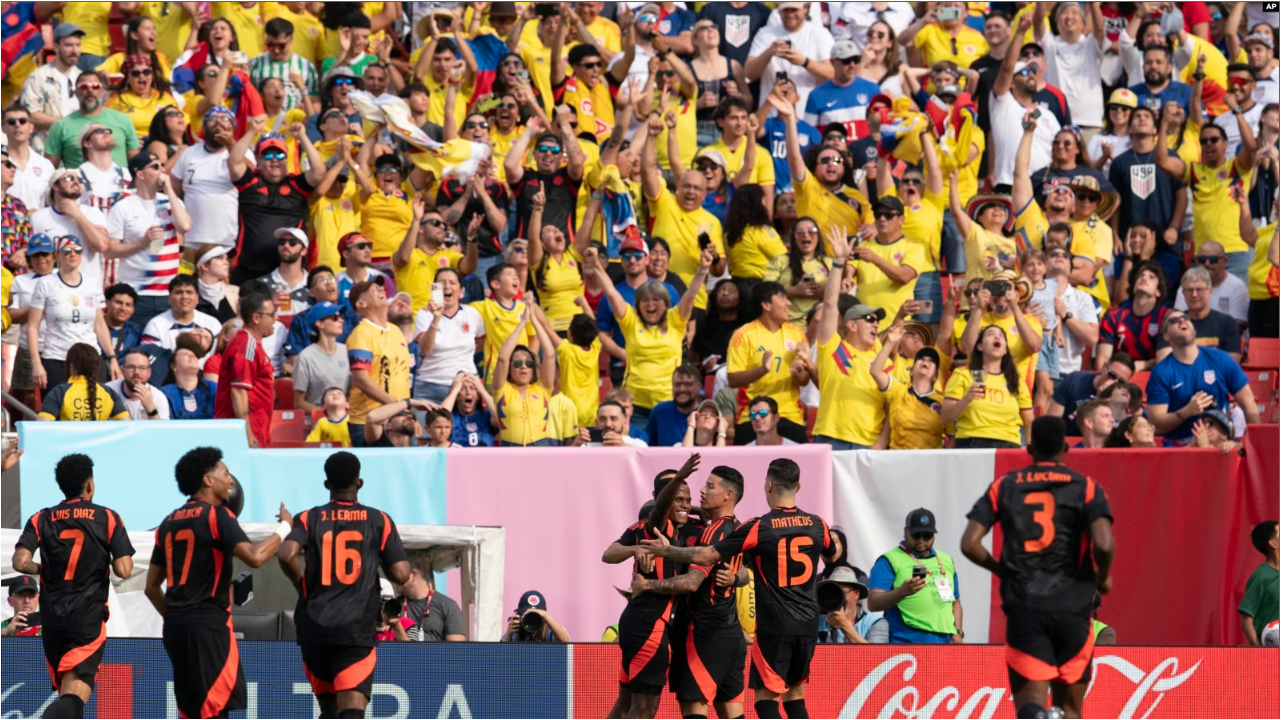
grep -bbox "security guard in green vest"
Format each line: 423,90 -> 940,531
867,508 -> 964,644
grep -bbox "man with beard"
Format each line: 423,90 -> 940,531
1129,44 -> 1193,117
19,23 -> 83,154
259,227 -> 313,323
44,71 -> 139,170
229,119 -> 326,283
989,15 -> 1062,190
337,232 -> 396,308
346,280 -> 413,447
1214,64 -> 1264,156
172,107 -> 240,258
30,168 -> 109,289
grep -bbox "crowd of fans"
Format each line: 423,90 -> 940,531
1,0 -> 1277,452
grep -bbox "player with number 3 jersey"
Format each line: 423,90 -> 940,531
12,454 -> 135,720
145,447 -> 292,720
278,452 -> 411,720
962,417 -> 1116,720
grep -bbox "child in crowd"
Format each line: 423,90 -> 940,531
425,408 -> 457,448
306,386 -> 353,447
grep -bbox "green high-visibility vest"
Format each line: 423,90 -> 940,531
1092,619 -> 1109,640
885,547 -> 958,635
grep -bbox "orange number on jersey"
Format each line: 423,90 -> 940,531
165,529 -> 196,585
58,529 -> 84,581
321,530 -> 363,585
1023,491 -> 1057,553
775,536 -> 815,587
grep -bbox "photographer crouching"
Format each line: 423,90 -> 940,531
502,591 -> 570,643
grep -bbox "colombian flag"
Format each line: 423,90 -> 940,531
467,28 -> 509,108
876,97 -> 926,165
2,3 -> 43,91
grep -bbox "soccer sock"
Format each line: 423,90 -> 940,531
754,700 -> 782,718
1016,704 -> 1045,719
337,710 -> 365,719
41,695 -> 85,719
782,699 -> 809,718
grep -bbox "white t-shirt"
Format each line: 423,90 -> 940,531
141,308 -> 224,362
77,162 -> 131,214
11,272 -> 51,351
1174,273 -> 1250,323
30,205 -> 108,291
584,435 -> 649,449
28,273 -> 104,361
1086,133 -> 1130,174
1040,32 -> 1105,128
746,436 -> 800,446
104,377 -> 172,420
748,21 -> 836,113
1057,285 -> 1100,376
262,320 -> 288,376
413,304 -> 483,385
8,151 -> 55,211
1214,103 -> 1265,157
831,2 -> 915,49
988,90 -> 1060,187
171,143 -> 239,249
107,193 -> 183,296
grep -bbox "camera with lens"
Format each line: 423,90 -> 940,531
816,580 -> 845,613
520,609 -> 546,635
983,280 -> 1010,297
383,597 -> 403,620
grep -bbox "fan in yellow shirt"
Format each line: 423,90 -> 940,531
871,324 -> 946,450
949,180 -> 1016,282
307,389 -> 354,447
1156,117 -> 1258,257
703,98 -> 776,194
727,187 -> 789,280
942,325 -> 1032,447
474,265 -> 538,382
491,301 -> 559,446
956,276 -> 1044,391
51,2 -> 113,57
551,39 -> 620,144
726,285 -> 810,441
139,2 -> 196,68
96,16 -> 173,81
310,152 -> 362,271
591,243 -> 710,412
639,52 -> 698,172
410,35 -> 478,131
356,148 -> 418,261
543,312 -> 603,428
852,197 -> 926,330
393,203 -> 478,315
906,11 -> 990,69
262,2 -> 327,66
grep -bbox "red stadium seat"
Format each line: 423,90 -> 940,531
1243,369 -> 1278,408
805,405 -> 817,440
269,410 -> 310,444
1245,337 -> 1279,370
704,375 -> 714,399
1129,371 -> 1150,392
275,378 -> 294,409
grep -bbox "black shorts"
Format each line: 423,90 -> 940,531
674,626 -> 747,704
618,615 -> 670,696
300,640 -> 377,698
1004,608 -> 1095,687
750,634 -> 816,694
162,622 -> 247,719
667,617 -> 688,694
43,622 -> 106,692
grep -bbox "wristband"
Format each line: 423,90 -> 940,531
274,521 -> 291,542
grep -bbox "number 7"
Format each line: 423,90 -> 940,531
59,529 -> 84,580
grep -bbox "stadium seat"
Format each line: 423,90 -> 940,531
1130,371 -> 1150,392
1245,337 -> 1279,370
275,378 -> 295,409
269,410 -> 310,444
805,405 -> 817,440
1243,369 -> 1277,408
704,374 -> 714,400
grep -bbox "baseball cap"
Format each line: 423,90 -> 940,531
823,122 -> 849,139
873,196 -> 905,214
517,590 -> 547,614
534,131 -> 563,148
373,153 -> 403,171
619,236 -> 648,255
1200,409 -> 1234,436
826,566 -> 869,597
338,232 -> 370,256
78,123 -> 110,147
311,301 -> 344,324
1013,60 -> 1040,75
348,279 -> 382,307
778,2 -> 807,10
27,233 -> 55,255
831,39 -> 859,61
844,303 -> 886,323
914,346 -> 941,367
273,227 -> 310,249
1107,88 -> 1138,108
7,575 -> 38,596
127,150 -> 161,175
53,23 -> 86,41
636,3 -> 661,21
256,134 -> 288,154
1244,32 -> 1274,49
391,291 -> 413,307
195,245 -> 231,268
905,508 -> 938,534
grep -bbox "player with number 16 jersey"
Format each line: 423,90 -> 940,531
278,452 -> 411,718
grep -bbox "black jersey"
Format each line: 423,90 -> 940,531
967,462 -> 1113,613
151,500 -> 250,626
713,507 -> 832,637
17,499 -> 135,630
288,500 -> 408,646
617,519 -> 682,624
687,516 -> 742,631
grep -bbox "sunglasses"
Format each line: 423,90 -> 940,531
499,102 -> 520,110
902,177 -> 923,186
501,59 -> 523,68
163,110 -> 184,119
349,242 -> 372,251
510,245 -> 527,253
277,238 -> 302,247
1076,192 -> 1101,204
964,288 -> 980,296
129,68 -> 153,78
266,40 -> 290,50
1200,136 -> 1223,145
748,409 -> 771,420
657,69 -> 675,78
376,165 -> 401,174
261,150 -> 287,161
59,246 -> 83,255
332,77 -> 357,86
76,83 -> 103,92
833,56 -> 859,65
536,144 -> 562,154
818,155 -> 844,166
464,120 -> 489,130
1052,139 -> 1076,148
0,160 -> 12,170
695,24 -> 716,32
143,162 -> 163,172
855,313 -> 880,323
1015,68 -> 1035,77
621,251 -> 645,261
4,117 -> 28,126
579,61 -> 602,70
867,30 -> 888,39
1194,256 -> 1223,264
794,227 -> 819,237
1105,368 -> 1126,382
1229,76 -> 1253,88
874,211 -> 901,220
910,531 -> 935,541
1048,250 -> 1070,259
510,359 -> 536,369
695,161 -> 721,171
423,218 -> 445,227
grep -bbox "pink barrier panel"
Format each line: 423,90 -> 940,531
446,446 -> 832,640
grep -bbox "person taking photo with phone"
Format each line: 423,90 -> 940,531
867,508 -> 964,645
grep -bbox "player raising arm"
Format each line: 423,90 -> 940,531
145,447 -> 293,720
960,416 -> 1115,720
278,452 -> 411,720
11,454 -> 135,720
644,458 -> 842,720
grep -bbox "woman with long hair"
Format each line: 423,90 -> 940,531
145,105 -> 189,171
763,216 -> 833,323
1089,90 -> 1136,171
773,191 -> 798,241
36,343 -> 128,421
415,268 -> 483,401
527,184 -> 586,334
491,306 -> 559,446
1104,414 -> 1158,448
857,20 -> 902,89
726,184 -> 788,282
689,18 -> 747,148
27,236 -> 119,389
646,238 -> 688,296
692,279 -> 746,372
109,53 -> 179,137
681,399 -> 729,447
942,325 -> 1031,448
101,15 -> 173,80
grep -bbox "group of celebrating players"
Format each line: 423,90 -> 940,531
10,414 -> 1113,720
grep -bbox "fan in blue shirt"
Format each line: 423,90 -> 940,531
161,380 -> 217,420
1145,313 -> 1258,442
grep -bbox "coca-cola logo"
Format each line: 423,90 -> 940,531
839,653 -> 1201,719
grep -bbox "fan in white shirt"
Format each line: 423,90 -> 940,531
26,236 -> 117,388
413,268 -> 483,398
747,3 -> 836,113
2,106 -> 56,211
105,348 -> 172,419
743,397 -> 800,446
76,123 -> 132,214
1034,2 -> 1106,129
107,151 -> 192,298
575,400 -> 648,448
170,108 -> 240,251
140,275 -> 225,361
30,168 -> 110,290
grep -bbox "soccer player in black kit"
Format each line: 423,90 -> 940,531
145,447 -> 293,719
961,417 -> 1116,720
602,454 -> 702,719
630,465 -> 750,720
644,458 -> 841,720
277,451 -> 411,719
11,454 -> 135,719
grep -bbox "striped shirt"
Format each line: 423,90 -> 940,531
248,52 -> 319,111
106,193 -> 181,295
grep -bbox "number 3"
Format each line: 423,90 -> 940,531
1023,492 -> 1056,553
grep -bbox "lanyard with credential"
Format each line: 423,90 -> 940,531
402,587 -> 433,640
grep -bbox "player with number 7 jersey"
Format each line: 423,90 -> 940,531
277,452 -> 411,720
146,447 -> 293,720
12,454 -> 136,719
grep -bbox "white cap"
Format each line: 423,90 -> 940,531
273,226 -> 310,249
